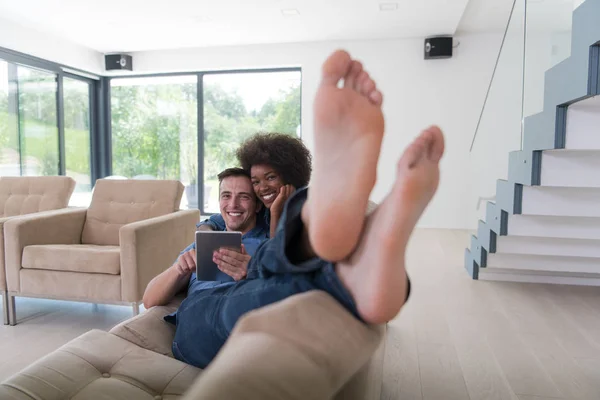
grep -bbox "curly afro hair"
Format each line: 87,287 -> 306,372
236,133 -> 312,188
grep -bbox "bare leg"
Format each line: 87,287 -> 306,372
336,127 -> 443,324
304,50 -> 385,262
302,51 -> 444,324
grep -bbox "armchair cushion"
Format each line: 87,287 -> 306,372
5,208 -> 88,293
82,179 -> 184,246
22,244 -> 121,275
0,176 -> 75,218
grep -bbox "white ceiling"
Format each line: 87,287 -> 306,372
458,0 -> 581,34
0,0 -> 471,53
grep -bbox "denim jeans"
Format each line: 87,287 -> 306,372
171,187 -> 361,369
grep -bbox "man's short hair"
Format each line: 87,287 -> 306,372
217,168 -> 251,189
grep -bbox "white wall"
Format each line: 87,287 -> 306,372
0,17 -> 103,74
131,34 -> 503,229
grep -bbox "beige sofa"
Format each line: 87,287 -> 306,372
0,291 -> 385,399
4,179 -> 199,325
0,176 -> 75,325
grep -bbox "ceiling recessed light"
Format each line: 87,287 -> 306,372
281,8 -> 300,17
379,2 -> 398,11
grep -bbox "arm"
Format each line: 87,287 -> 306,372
197,213 -> 226,231
142,247 -> 196,308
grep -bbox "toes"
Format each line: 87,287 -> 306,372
425,126 -> 445,163
358,72 -> 376,96
356,71 -> 369,92
369,90 -> 383,107
356,70 -> 382,106
321,50 -> 352,86
398,134 -> 427,169
344,61 -> 363,90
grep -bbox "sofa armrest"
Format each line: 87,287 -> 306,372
4,208 -> 87,293
119,209 -> 199,303
333,324 -> 386,400
183,291 -> 383,400
109,295 -> 184,357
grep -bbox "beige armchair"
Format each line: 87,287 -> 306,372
0,176 -> 75,325
4,179 -> 199,325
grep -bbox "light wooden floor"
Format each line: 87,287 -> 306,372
382,229 -> 600,400
1,229 -> 600,400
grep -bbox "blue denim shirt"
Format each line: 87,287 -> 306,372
198,208 -> 271,237
164,224 -> 268,325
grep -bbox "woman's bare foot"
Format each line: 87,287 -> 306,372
303,50 -> 385,262
336,126 -> 445,324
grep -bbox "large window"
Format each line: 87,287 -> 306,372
0,51 -> 95,206
17,67 -> 59,176
110,69 -> 301,213
110,76 -> 198,209
203,71 -> 301,212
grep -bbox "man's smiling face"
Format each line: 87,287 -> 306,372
219,175 -> 259,234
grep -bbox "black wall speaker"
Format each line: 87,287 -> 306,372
105,54 -> 133,71
424,37 -> 453,60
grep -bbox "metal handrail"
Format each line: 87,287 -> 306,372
469,0 -> 520,152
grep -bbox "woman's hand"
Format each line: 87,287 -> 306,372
270,185 -> 295,237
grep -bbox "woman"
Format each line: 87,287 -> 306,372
199,132 -> 312,237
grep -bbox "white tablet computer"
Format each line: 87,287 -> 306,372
195,231 -> 242,281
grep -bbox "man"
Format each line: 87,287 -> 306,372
142,168 -> 268,309
149,50 -> 444,370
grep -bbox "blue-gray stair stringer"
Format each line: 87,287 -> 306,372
465,0 -> 600,280
523,0 -> 600,155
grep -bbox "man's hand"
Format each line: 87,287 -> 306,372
173,249 -> 196,278
213,245 -> 251,281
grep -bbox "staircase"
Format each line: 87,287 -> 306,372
465,0 -> 600,285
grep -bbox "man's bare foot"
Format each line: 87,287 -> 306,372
303,50 -> 385,262
335,126 -> 445,324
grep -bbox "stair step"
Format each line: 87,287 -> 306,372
478,268 -> 600,286
486,253 -> 600,274
506,214 -> 600,240
521,186 -> 600,217
541,150 -> 600,187
495,236 -> 600,258
565,96 -> 600,150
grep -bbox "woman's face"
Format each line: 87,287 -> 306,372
250,164 -> 285,209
